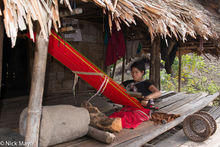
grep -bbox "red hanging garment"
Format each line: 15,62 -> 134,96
105,23 -> 126,66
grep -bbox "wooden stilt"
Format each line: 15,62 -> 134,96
178,48 -> 182,92
111,62 -> 117,79
150,37 -> 160,89
121,56 -> 125,83
25,28 -> 49,147
0,17 -> 3,92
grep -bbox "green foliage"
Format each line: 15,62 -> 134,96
159,54 -> 220,95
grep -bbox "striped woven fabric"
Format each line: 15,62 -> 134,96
48,31 -> 143,109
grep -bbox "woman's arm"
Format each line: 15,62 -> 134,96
143,85 -> 161,100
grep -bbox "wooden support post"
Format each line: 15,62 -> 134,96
150,37 -> 160,89
0,16 -> 3,92
111,62 -> 117,79
121,56 -> 125,83
178,48 -> 182,92
25,30 -> 49,147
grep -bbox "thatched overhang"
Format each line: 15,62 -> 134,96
0,0 -> 220,47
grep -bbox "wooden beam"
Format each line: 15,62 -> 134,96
25,27 -> 49,146
0,16 -> 3,93
111,62 -> 117,79
178,48 -> 181,92
121,56 -> 125,83
150,37 -> 160,89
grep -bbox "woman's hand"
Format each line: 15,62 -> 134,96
141,100 -> 148,106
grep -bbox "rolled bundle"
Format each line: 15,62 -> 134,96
19,105 -> 90,147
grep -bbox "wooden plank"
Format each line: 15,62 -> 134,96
160,92 -> 186,102
114,93 -> 219,147
210,106 -> 220,120
154,130 -> 188,147
160,93 -> 206,113
170,93 -> 219,115
157,92 -> 188,109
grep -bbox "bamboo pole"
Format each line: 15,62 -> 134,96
178,48 -> 181,92
121,56 -> 125,83
111,62 -> 117,79
25,26 -> 49,147
0,17 -> 3,92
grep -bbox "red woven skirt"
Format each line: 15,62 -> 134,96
109,106 -> 151,129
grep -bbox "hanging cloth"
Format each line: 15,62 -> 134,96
105,22 -> 126,66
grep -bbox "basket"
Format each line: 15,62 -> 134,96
196,111 -> 217,136
183,113 -> 211,142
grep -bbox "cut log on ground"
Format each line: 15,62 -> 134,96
87,126 -> 116,144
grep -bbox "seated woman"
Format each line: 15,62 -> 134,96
109,58 -> 161,129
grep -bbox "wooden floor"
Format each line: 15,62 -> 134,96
154,106 -> 220,147
51,92 -> 219,147
0,91 -> 219,147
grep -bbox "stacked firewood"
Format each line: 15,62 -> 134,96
2,0 -> 72,47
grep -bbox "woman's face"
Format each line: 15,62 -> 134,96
131,67 -> 144,81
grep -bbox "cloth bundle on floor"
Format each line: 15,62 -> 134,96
19,105 -> 90,147
81,102 -> 122,133
110,106 -> 151,129
151,112 -> 180,125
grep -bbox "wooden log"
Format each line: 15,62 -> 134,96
0,16 -> 3,92
87,126 -> 116,144
25,26 -> 49,147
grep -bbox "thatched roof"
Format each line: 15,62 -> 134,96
1,0 -> 220,47
0,0 -> 72,47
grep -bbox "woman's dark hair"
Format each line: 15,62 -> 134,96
131,58 -> 149,74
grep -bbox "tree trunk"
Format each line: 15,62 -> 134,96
150,37 -> 160,89
25,30 -> 49,147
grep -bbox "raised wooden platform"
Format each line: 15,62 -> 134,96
51,92 -> 219,147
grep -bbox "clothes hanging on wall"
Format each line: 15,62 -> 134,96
105,23 -> 126,66
126,40 -> 140,62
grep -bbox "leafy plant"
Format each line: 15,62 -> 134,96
156,54 -> 220,95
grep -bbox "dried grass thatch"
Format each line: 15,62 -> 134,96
1,0 -> 220,47
2,0 -> 72,47
86,0 -> 219,41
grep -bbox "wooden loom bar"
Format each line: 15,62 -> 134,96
25,28 -> 49,147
